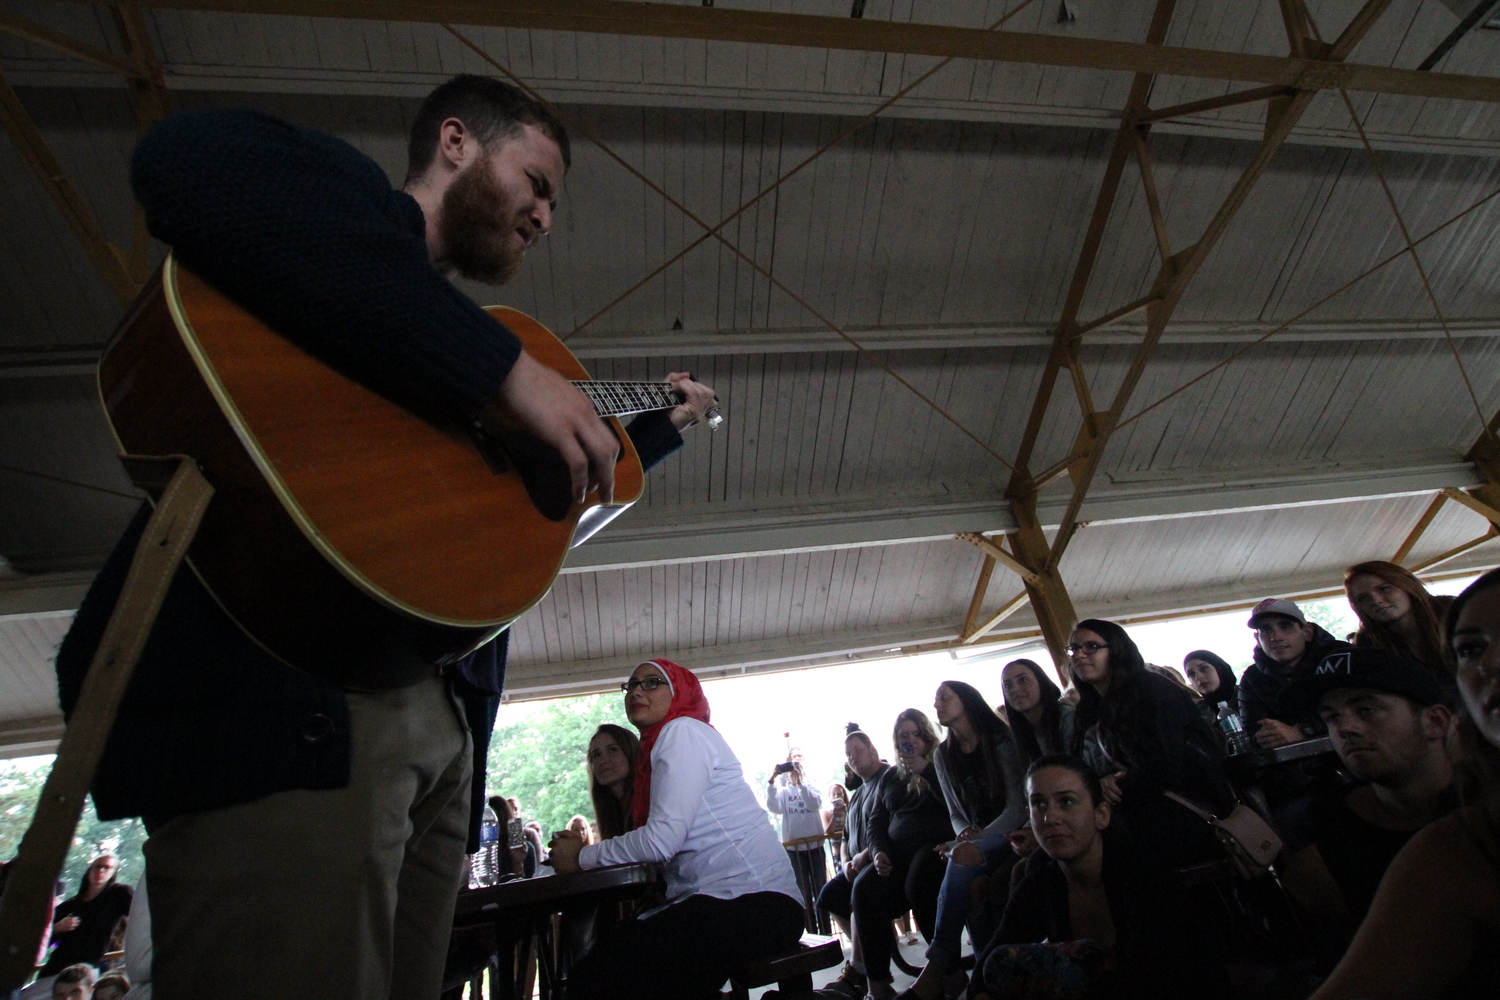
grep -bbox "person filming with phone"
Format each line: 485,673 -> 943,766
767,749 -> 829,932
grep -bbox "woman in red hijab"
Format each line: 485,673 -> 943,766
549,659 -> 804,999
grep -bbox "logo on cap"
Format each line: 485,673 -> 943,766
1316,651 -> 1352,677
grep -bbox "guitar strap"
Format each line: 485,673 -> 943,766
0,456 -> 214,990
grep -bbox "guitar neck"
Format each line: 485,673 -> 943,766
572,381 -> 681,418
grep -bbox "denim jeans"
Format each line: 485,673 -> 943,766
924,825 -> 1017,971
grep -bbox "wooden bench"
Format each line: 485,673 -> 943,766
727,932 -> 843,999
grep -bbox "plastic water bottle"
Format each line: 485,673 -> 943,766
1217,704 -> 1251,754
471,803 -> 500,887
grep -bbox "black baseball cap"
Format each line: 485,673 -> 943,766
1280,646 -> 1445,717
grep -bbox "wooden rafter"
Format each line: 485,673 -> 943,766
962,555 -> 997,640
1391,492 -> 1447,566
119,0 -> 1500,104
1442,487 -> 1500,530
1042,0 -> 1395,565
1277,0 -> 1314,59
0,65 -> 138,305
0,10 -> 143,78
962,590 -> 1031,645
956,532 -> 1037,585
1138,85 -> 1295,124
1409,528 -> 1500,574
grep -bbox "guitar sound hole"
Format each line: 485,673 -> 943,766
496,429 -> 573,522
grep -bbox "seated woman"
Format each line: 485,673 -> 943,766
1310,567 -> 1500,1000
1344,560 -> 1454,684
1071,619 -> 1235,868
489,795 -> 536,879
901,682 -> 1027,1000
586,722 -> 640,840
1183,649 -> 1238,721
1001,658 -> 1078,766
824,782 -> 849,841
548,659 -> 803,1000
854,709 -> 951,999
970,755 -> 1224,1000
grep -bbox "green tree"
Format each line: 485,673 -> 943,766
485,694 -> 633,836
1301,595 -> 1357,643
0,758 -> 147,895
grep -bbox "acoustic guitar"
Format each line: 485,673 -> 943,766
97,256 -> 713,687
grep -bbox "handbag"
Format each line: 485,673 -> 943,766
1163,791 -> 1284,877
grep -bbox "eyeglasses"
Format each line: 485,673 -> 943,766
621,676 -> 669,694
1065,642 -> 1109,656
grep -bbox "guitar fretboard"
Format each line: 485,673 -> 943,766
571,381 -> 681,418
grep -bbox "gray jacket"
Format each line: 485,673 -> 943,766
845,763 -> 891,857
932,732 -> 1028,840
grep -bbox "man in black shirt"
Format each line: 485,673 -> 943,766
56,76 -> 715,1000
39,855 -> 132,977
1238,597 -> 1349,748
1279,647 -> 1455,962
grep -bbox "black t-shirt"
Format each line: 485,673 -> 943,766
41,881 -> 133,974
1310,787 -> 1451,922
949,744 -> 1001,829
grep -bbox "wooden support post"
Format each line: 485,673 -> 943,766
1008,497 -> 1079,678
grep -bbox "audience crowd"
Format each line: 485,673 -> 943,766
505,559 -> 1497,999
10,559 -> 1499,1000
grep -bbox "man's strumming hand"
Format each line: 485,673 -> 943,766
487,351 -> 619,504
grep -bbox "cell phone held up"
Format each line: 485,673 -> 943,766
507,817 -> 525,849
773,761 -> 797,776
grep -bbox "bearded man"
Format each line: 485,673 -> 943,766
55,76 -> 715,1000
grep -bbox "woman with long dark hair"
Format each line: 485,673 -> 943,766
900,681 -> 1027,1000
1001,658 -> 1077,766
1070,619 -> 1234,867
1344,560 -> 1452,680
549,659 -> 803,1000
586,723 -> 640,840
1310,567 -> 1500,999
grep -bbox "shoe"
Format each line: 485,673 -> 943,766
816,968 -> 867,1000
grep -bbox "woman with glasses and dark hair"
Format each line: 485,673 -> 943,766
1069,619 -> 1235,868
1309,567 -> 1500,1000
900,682 -> 1027,1000
852,709 -> 951,999
547,659 -> 803,1000
1001,659 -> 1078,767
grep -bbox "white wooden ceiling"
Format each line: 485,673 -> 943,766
2,0 -> 1500,739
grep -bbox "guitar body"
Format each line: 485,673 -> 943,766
97,257 -> 643,687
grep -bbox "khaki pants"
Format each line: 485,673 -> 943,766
144,673 -> 473,1000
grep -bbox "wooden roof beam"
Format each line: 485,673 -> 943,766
0,65 -> 138,306
119,0 -> 1500,103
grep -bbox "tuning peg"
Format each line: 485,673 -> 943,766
704,407 -> 724,431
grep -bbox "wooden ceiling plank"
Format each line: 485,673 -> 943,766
118,0 -> 1500,103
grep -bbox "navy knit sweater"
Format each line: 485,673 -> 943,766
56,109 -> 682,833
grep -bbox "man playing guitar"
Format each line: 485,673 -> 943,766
55,75 -> 715,999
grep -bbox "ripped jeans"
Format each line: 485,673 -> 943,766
924,825 -> 1019,972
